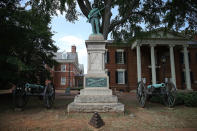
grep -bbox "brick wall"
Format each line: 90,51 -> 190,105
105,45 -> 129,91
106,44 -> 197,91
53,63 -> 82,89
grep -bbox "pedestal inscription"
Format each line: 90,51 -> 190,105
86,77 -> 107,87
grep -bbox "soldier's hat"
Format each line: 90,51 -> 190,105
92,3 -> 97,8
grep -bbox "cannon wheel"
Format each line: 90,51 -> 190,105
136,81 -> 147,108
43,83 -> 55,109
163,82 -> 176,108
12,84 -> 27,109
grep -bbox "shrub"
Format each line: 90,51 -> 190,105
183,92 -> 197,107
149,92 -> 197,107
174,92 -> 185,105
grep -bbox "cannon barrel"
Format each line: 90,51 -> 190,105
25,83 -> 44,89
147,83 -> 165,88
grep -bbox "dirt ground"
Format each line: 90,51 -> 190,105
0,90 -> 197,131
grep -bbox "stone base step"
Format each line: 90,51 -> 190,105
67,102 -> 124,113
80,88 -> 112,95
74,95 -> 118,103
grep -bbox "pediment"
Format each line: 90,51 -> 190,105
150,31 -> 186,39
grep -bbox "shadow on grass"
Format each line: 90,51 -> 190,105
0,92 -> 75,113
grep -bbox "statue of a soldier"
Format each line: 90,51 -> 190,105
88,4 -> 104,34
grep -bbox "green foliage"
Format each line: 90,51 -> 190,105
174,92 -> 185,105
112,0 -> 197,42
149,92 -> 197,107
183,92 -> 197,107
18,0 -> 197,40
0,0 -> 57,89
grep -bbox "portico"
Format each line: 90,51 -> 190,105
132,32 -> 192,90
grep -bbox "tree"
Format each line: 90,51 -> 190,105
23,0 -> 196,40
47,0 -> 197,40
0,0 -> 58,89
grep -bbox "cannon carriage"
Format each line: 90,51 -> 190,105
12,82 -> 55,109
136,78 -> 176,108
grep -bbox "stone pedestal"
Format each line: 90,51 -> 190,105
67,34 -> 124,113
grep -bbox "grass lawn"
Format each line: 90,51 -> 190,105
0,90 -> 197,131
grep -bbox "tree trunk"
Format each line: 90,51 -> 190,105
102,0 -> 112,40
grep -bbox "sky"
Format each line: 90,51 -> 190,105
51,14 -> 91,74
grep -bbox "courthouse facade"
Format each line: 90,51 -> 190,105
105,31 -> 197,91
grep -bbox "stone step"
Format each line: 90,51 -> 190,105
74,95 -> 118,103
80,88 -> 112,95
67,102 -> 124,113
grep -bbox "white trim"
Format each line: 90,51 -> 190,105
183,45 -> 192,90
148,65 -> 160,68
169,45 -> 176,87
117,69 -> 126,71
182,69 -> 191,72
54,71 -> 74,73
150,45 -> 156,84
116,49 -> 124,52
136,45 -> 141,82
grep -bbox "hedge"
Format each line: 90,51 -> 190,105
149,91 -> 197,107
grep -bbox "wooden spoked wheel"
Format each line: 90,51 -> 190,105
136,81 -> 147,108
12,85 -> 27,108
163,82 -> 176,108
43,83 -> 55,109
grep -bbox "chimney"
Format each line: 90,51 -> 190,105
71,45 -> 76,53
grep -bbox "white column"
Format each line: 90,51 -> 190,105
169,45 -> 176,87
150,44 -> 156,84
136,44 -> 142,82
183,45 -> 192,90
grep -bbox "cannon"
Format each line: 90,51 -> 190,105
136,79 -> 176,108
12,82 -> 55,109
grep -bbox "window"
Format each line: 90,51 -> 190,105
180,53 -> 184,64
105,51 -> 109,64
191,72 -> 194,84
118,71 -> 124,84
116,70 -> 127,84
61,77 -> 66,85
181,71 -> 185,84
61,64 -> 66,72
115,49 -> 125,64
62,53 -> 67,59
107,71 -> 110,83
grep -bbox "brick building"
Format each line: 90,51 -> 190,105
105,31 -> 197,91
52,45 -> 84,89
